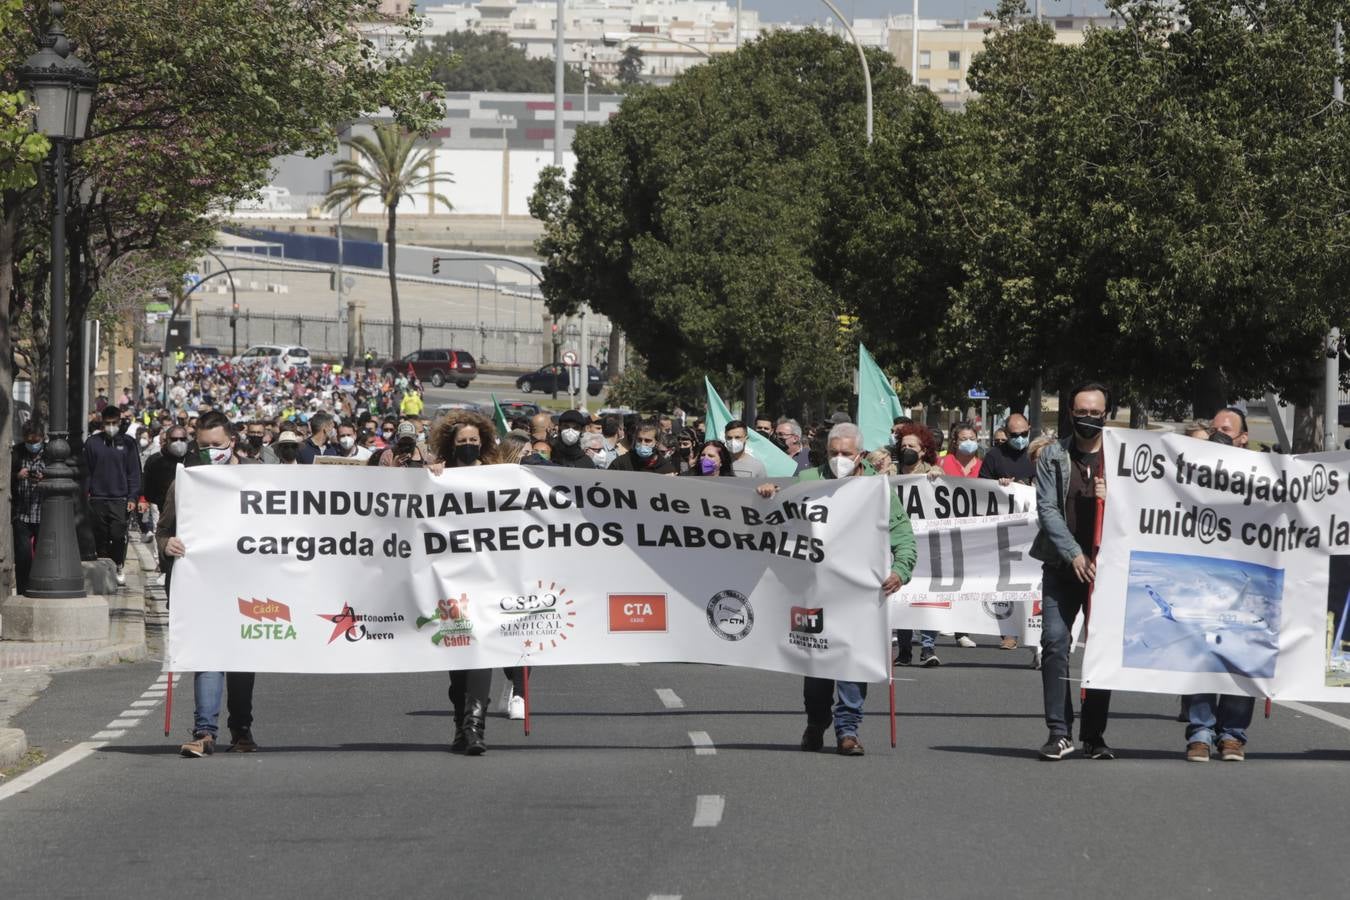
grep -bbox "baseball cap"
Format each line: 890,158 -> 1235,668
558,409 -> 587,428
396,422 -> 418,441
275,431 -> 301,445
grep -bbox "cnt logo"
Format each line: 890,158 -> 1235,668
415,594 -> 474,647
238,598 -> 297,640
788,605 -> 828,650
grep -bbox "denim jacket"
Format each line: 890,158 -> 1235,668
1029,437 -> 1084,568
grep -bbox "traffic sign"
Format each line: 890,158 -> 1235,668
562,350 -> 578,366
967,387 -> 989,400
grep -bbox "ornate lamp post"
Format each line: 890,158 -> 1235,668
18,2 -> 98,600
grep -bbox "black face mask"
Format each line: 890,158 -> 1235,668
247,434 -> 264,451
453,444 -> 481,465
276,446 -> 298,463
1208,430 -> 1234,446
1072,415 -> 1106,440
899,447 -> 920,467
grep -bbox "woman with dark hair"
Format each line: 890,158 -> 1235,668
680,439 -> 735,477
940,421 -> 982,477
430,410 -> 499,755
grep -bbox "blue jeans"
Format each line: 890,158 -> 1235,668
1040,565 -> 1111,742
803,677 -> 868,737
193,671 -> 256,738
1184,694 -> 1254,745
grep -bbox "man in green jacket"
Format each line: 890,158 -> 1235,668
761,422 -> 917,755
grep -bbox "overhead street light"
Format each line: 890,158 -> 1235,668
601,31 -> 713,58
17,1 -> 99,600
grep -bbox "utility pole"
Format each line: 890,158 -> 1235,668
911,0 -> 919,85
736,0 -> 741,48
1328,23 -> 1344,451
554,0 -> 565,168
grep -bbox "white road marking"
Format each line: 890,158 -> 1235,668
688,731 -> 716,756
90,730 -> 125,740
0,742 -> 108,803
129,699 -> 159,708
621,663 -> 640,667
141,688 -> 167,696
692,794 -> 725,828
106,719 -> 140,729
655,688 -> 685,709
119,710 -> 150,718
1280,700 -> 1350,732
648,895 -> 683,900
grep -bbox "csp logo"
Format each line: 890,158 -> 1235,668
707,590 -> 754,642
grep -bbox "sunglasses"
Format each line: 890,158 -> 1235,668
993,439 -> 1008,446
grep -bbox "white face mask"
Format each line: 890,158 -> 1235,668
207,446 -> 233,465
138,436 -> 150,449
167,440 -> 188,457
104,424 -> 119,438
726,438 -> 746,455
339,436 -> 356,451
829,456 -> 857,479
560,428 -> 580,446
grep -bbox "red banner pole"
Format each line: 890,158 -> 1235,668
889,654 -> 897,749
522,666 -> 531,736
163,672 -> 174,737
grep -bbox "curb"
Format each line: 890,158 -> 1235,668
0,727 -> 27,770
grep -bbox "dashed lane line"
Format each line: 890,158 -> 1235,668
655,689 -> 685,709
1280,700 -> 1350,732
688,731 -> 716,756
692,794 -> 725,828
0,742 -> 108,802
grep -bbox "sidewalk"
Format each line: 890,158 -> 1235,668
0,540 -> 157,770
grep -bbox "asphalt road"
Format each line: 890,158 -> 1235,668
3,638 -> 1349,899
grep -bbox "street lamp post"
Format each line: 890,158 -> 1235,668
200,248 -> 239,356
18,1 -> 98,601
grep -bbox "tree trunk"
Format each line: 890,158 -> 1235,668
607,325 -> 624,379
105,320 -> 117,407
1189,366 -> 1228,420
1129,396 -> 1150,430
387,205 -> 401,360
0,207 -> 18,597
1293,404 -> 1324,453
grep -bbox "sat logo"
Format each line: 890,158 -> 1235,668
608,594 -> 667,633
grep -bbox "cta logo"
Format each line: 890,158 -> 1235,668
238,597 -> 297,640
608,594 -> 667,633
499,580 -> 576,654
788,605 -> 828,650
318,603 -> 403,644
707,590 -> 753,642
415,594 -> 474,647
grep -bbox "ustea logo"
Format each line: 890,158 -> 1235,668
238,597 -> 297,640
608,594 -> 667,633
788,605 -> 828,650
415,594 -> 474,647
706,590 -> 753,641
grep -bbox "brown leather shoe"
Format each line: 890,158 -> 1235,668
1000,636 -> 1019,650
1217,738 -> 1245,761
179,733 -> 215,758
837,735 -> 865,756
1186,741 -> 1210,762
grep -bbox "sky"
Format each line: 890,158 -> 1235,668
742,1 -> 1109,22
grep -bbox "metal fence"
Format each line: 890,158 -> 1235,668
171,309 -> 609,370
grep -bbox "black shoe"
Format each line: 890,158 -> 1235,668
919,648 -> 940,667
1039,734 -> 1075,760
464,700 -> 487,756
800,723 -> 826,752
895,653 -> 912,666
450,710 -> 467,753
226,727 -> 258,753
1175,697 -> 1189,723
1083,741 -> 1115,760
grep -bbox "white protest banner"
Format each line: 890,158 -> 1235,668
167,465 -> 892,681
1084,430 -> 1350,702
886,475 -> 1041,635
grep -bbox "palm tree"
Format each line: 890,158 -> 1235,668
324,125 -> 453,360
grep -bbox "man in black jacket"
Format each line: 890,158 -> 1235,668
549,409 -> 595,469
83,405 -> 141,586
609,422 -> 676,474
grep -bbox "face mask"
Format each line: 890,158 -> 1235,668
339,436 -> 356,451
829,456 -> 857,478
560,428 -> 580,446
277,446 -> 298,462
958,439 -> 979,455
247,434 -> 264,450
899,447 -> 919,467
726,438 -> 745,455
24,441 -> 43,454
635,444 -> 654,459
138,436 -> 150,449
453,444 -> 481,465
104,424 -> 119,438
1073,415 -> 1106,440
207,446 -> 233,465
699,457 -> 719,475
167,440 -> 188,457
382,431 -> 394,441
1009,435 -> 1030,451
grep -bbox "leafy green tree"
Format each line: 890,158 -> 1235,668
325,124 -> 453,360
409,30 -> 593,93
616,46 -> 644,86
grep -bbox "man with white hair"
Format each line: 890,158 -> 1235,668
758,422 -> 916,756
774,417 -> 811,473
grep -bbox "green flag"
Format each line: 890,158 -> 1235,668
857,344 -> 906,451
703,377 -> 798,477
490,393 -> 510,438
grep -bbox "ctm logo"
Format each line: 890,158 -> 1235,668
790,606 -> 824,634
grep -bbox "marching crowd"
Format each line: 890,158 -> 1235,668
12,362 -> 1259,764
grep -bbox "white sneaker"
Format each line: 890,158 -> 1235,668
114,568 -> 126,586
507,695 -> 525,720
956,635 -> 977,648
